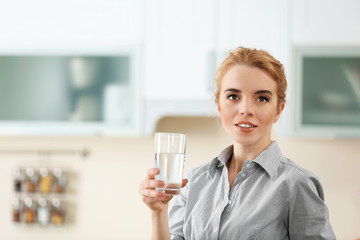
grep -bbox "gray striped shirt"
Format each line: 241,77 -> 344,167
169,141 -> 336,239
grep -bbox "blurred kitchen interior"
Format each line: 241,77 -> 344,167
0,0 -> 360,239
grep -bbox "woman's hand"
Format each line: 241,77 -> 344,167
139,168 -> 188,213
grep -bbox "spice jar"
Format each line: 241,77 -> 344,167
24,197 -> 36,224
37,198 -> 50,225
25,168 -> 38,193
12,197 -> 22,223
39,168 -> 52,194
51,198 -> 65,225
53,168 -> 66,194
13,168 -> 24,192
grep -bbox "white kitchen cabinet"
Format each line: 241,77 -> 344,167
0,0 -> 143,136
216,0 -> 289,66
142,0 -> 219,134
0,48 -> 141,136
0,0 -> 143,48
289,46 -> 360,138
290,0 -> 360,45
143,0 -> 216,101
276,0 -> 360,138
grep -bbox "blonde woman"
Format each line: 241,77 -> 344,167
139,46 -> 336,240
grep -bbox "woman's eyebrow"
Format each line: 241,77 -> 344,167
224,88 -> 241,93
255,90 -> 272,95
224,89 -> 273,95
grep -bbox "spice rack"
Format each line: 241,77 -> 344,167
1,147 -> 90,227
12,167 -> 67,226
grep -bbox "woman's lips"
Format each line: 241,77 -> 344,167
235,122 -> 257,132
235,122 -> 257,127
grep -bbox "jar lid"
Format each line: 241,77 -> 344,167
26,167 -> 34,177
38,198 -> 47,207
24,197 -> 33,207
39,168 -> 49,177
52,198 -> 61,208
53,168 -> 62,177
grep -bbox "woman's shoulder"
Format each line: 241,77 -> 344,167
278,157 -> 325,199
279,157 -> 320,181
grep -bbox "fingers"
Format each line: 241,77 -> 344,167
142,194 -> 173,204
139,168 -> 166,199
140,178 -> 165,189
181,178 -> 188,188
140,168 -> 188,204
147,168 -> 160,180
164,189 -> 180,195
140,187 -> 165,198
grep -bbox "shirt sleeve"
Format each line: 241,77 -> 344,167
168,170 -> 192,240
288,173 -> 336,240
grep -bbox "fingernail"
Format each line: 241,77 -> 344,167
153,169 -> 158,173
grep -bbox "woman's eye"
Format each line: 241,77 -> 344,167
257,96 -> 270,103
227,94 -> 239,100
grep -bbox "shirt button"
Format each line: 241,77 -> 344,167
228,200 -> 232,205
213,228 -> 218,233
240,172 -> 246,177
246,163 -> 252,168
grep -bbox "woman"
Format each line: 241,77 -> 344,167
139,46 -> 336,239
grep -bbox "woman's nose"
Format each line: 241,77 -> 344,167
238,98 -> 254,116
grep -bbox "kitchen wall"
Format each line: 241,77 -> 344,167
0,116 -> 360,240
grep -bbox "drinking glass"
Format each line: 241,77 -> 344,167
154,132 -> 186,194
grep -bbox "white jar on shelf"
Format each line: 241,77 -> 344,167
37,198 -> 50,225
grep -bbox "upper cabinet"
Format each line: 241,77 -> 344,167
0,49 -> 140,136
290,0 -> 360,44
0,1 -> 142,136
277,0 -> 360,138
0,0 -> 359,136
216,0 -> 288,63
0,0 -> 143,48
142,0 -> 219,134
291,46 -> 360,138
143,0 -> 216,101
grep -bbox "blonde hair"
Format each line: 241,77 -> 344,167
214,46 -> 287,106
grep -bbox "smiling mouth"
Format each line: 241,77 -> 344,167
235,123 -> 257,128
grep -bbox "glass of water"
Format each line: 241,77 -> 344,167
154,132 -> 186,195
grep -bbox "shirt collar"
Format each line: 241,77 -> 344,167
253,141 -> 283,180
208,145 -> 233,178
208,141 -> 283,180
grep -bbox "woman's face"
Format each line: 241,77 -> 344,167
218,65 -> 284,147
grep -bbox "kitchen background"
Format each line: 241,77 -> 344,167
0,0 -> 359,239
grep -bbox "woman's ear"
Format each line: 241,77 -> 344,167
217,103 -> 223,119
274,103 -> 285,123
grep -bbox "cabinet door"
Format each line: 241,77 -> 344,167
293,46 -> 360,137
0,51 -> 140,136
0,0 -> 142,47
144,0 -> 216,100
291,0 -> 360,44
217,0 -> 288,63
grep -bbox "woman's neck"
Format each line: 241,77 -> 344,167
227,138 -> 273,174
